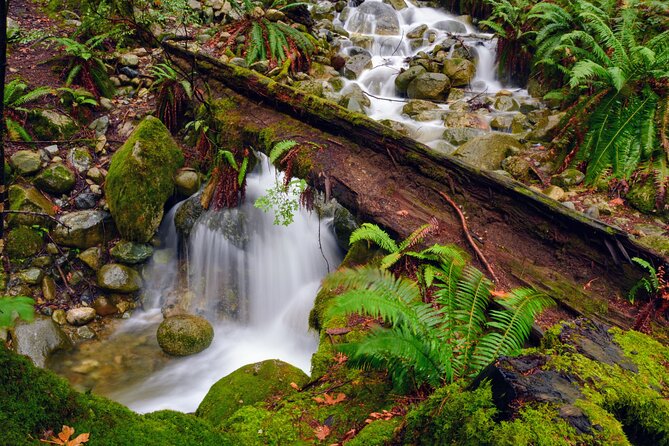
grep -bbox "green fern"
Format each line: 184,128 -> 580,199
628,257 -> 659,304
269,139 -> 299,163
3,79 -> 53,141
324,247 -> 553,391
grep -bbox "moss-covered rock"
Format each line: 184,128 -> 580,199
105,116 -> 184,242
34,163 -> 76,195
8,184 -> 55,228
0,346 -> 231,445
626,176 -> 657,214
551,168 -> 585,189
52,210 -> 116,249
96,263 -> 142,293
196,359 -> 308,426
157,314 -> 214,356
28,109 -> 78,140
9,150 -> 41,175
442,58 -> 475,87
110,240 -> 154,265
453,133 -> 525,171
5,225 -> 43,258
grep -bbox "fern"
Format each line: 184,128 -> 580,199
324,243 -> 554,390
269,139 -> 299,163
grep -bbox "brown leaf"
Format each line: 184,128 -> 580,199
59,426 -> 74,443
609,197 -> 624,206
314,425 -> 330,440
290,382 -> 300,390
322,392 -> 346,406
396,210 -> 409,217
68,433 -> 90,446
313,396 -> 325,404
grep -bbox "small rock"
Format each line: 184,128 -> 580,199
42,276 -> 56,301
563,201 -> 576,211
157,314 -> 214,356
92,296 -> 118,316
543,185 -> 565,202
69,147 -> 93,173
10,150 -> 41,175
119,53 -> 140,68
99,97 -> 114,110
120,66 -> 139,79
52,309 -> 67,325
66,307 -> 97,326
34,163 -> 76,195
551,169 -> 585,189
88,115 -> 110,137
407,72 -> 451,100
110,240 -> 154,265
18,267 -> 44,285
78,247 -> 102,271
44,145 -> 59,156
71,359 -> 100,374
76,325 -> 96,339
585,205 -> 600,219
86,167 -> 105,184
74,193 -> 98,210
175,168 -> 201,197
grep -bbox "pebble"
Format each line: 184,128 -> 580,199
75,193 -> 98,210
76,326 -> 96,339
66,307 -> 96,326
585,205 -> 600,219
44,145 -> 59,156
52,309 -> 67,325
562,201 -> 576,211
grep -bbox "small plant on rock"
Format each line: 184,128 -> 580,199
150,62 -> 193,134
57,87 -> 98,121
3,79 -> 52,141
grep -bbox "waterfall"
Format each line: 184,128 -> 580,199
101,158 -> 341,413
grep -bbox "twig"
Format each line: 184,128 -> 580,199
436,189 -> 499,283
1,210 -> 70,228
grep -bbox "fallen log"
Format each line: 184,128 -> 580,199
164,42 -> 669,339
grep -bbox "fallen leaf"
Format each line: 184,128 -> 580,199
609,197 -> 624,206
323,392 -> 346,405
396,210 -> 409,217
314,425 -> 330,440
290,382 -> 300,390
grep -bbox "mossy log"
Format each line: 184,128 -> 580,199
164,42 -> 668,337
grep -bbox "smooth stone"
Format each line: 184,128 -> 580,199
52,309 -> 67,325
18,268 -> 44,285
88,115 -> 110,137
92,296 -> 118,316
543,185 -> 565,202
347,2 -> 400,36
42,276 -> 56,301
407,72 -> 450,100
97,263 -> 142,293
13,317 -> 71,367
10,150 -> 41,175
157,314 -> 214,356
52,210 -> 116,249
78,247 -> 102,271
74,193 -> 98,210
68,147 -> 93,173
76,325 -> 96,339
119,53 -> 139,68
433,19 -> 467,34
66,307 -> 97,326
453,133 -> 525,171
110,240 -> 154,265
551,169 -> 585,189
395,65 -> 426,94
343,53 -> 373,80
442,58 -> 475,87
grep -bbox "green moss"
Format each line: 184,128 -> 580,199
626,176 -> 658,214
5,226 -> 44,259
346,419 -> 401,446
492,405 -> 580,446
220,405 -> 303,445
0,346 -> 229,445
105,116 -> 184,242
402,383 -> 497,445
196,359 -> 308,427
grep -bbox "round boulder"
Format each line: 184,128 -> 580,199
157,314 -> 214,356
407,72 -> 450,100
96,263 -> 142,293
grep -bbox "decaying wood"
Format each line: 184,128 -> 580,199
164,42 -> 669,336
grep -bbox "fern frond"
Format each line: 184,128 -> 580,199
349,223 -> 399,254
269,139 -> 298,163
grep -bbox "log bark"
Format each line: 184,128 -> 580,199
164,42 -> 669,337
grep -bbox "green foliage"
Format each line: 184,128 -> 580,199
324,247 -> 554,391
268,139 -> 298,163
150,63 -> 193,134
254,177 -> 307,226
49,35 -> 115,98
57,87 -> 98,121
0,296 -> 35,329
217,1 -> 316,72
3,79 -> 53,141
628,257 -> 659,303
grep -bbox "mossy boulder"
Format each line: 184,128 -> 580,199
395,65 -> 426,94
34,163 -> 76,195
442,58 -> 475,87
7,184 -> 56,228
28,109 -> 78,140
407,72 -> 451,101
196,359 -> 308,426
110,240 -> 154,264
453,133 -> 525,171
96,263 -> 142,293
551,168 -> 585,189
0,346 -> 230,445
105,116 -> 184,242
156,314 -> 214,356
626,176 -> 657,214
9,150 -> 41,175
5,225 -> 43,258
52,210 -> 116,249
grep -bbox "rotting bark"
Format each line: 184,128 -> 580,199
164,42 -> 669,338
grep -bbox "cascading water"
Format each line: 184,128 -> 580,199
330,0 -> 528,149
49,158 -> 341,414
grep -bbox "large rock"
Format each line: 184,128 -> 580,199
348,2 -> 400,35
105,116 -> 184,243
442,58 -> 475,87
110,240 -> 154,264
442,127 -> 485,146
174,194 -> 204,237
527,112 -> 564,142
12,318 -> 71,367
157,314 -> 214,356
395,66 -> 426,94
34,163 -> 76,195
96,263 -> 142,293
7,184 -> 55,228
433,19 -> 468,34
343,53 -> 373,80
52,210 -> 116,249
407,72 -> 451,100
9,150 -> 41,175
453,133 -> 525,170
28,110 -> 78,140
196,359 -> 308,426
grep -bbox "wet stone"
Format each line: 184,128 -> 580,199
66,307 -> 97,326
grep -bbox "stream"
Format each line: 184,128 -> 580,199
49,0 -> 519,414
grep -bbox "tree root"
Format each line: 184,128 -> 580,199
436,190 -> 500,284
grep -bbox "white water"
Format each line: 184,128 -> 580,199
332,0 -> 526,148
104,159 -> 341,413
